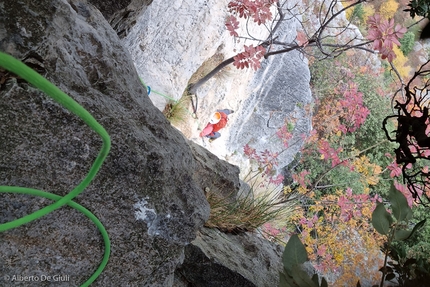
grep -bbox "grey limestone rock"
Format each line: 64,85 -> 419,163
88,0 -> 154,39
188,141 -> 241,201
0,0 -> 211,286
225,14 -> 313,174
174,227 -> 284,287
87,0 -> 152,23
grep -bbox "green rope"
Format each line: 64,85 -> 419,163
139,77 -> 199,119
139,77 -> 177,102
0,52 -> 111,287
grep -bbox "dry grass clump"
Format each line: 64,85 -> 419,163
204,187 -> 296,234
162,95 -> 191,125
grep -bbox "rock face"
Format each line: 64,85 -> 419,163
189,142 -> 241,200
123,0 -> 313,175
123,0 -> 233,110
0,0 -> 217,286
175,227 -> 284,287
88,0 -> 154,39
225,21 -> 312,173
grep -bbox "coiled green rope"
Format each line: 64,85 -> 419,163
0,52 -> 111,287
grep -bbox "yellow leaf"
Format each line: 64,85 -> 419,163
283,186 -> 292,195
334,252 -> 344,263
373,165 -> 382,175
366,175 -> 380,185
379,0 -> 399,19
298,185 -> 308,195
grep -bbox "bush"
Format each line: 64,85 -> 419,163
379,0 -> 399,19
346,3 -> 365,23
400,31 -> 416,56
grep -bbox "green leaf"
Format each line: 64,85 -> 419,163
279,271 -> 290,287
372,203 -> 393,235
385,273 -> 396,281
321,277 -> 328,287
408,219 -> 426,239
394,229 -> 412,241
379,266 -> 393,273
279,269 -> 303,287
282,234 -> 309,273
389,183 -> 412,222
291,264 -> 318,287
388,246 -> 399,261
311,274 -> 319,286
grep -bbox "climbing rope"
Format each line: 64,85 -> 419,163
139,78 -> 176,102
139,77 -> 198,118
0,52 -> 111,287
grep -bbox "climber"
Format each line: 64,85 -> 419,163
199,109 -> 234,141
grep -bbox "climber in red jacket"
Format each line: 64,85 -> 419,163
199,109 -> 234,141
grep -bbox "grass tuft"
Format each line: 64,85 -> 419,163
162,95 -> 191,125
204,184 -> 297,234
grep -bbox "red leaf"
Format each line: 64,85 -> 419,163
296,30 -> 308,46
225,15 -> 240,37
233,45 -> 266,70
366,13 -> 406,62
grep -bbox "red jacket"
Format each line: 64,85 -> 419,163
199,112 -> 229,137
211,112 -> 228,132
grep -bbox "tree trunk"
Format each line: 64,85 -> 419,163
187,56 -> 235,95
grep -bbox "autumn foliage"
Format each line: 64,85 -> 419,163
233,45 -> 266,70
366,14 -> 407,62
227,0 -> 276,25
221,0 -> 425,284
226,2 -> 407,72
379,0 -> 400,19
289,189 -> 384,285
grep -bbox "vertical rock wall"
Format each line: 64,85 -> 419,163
225,13 -> 312,173
124,0 -> 313,174
0,0 -> 212,286
123,0 -> 232,110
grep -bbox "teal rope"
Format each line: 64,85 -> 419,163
0,52 -> 111,287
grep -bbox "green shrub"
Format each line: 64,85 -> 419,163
400,31 -> 416,56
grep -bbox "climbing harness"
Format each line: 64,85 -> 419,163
0,52 -> 111,287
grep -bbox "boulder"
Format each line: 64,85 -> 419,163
175,227 -> 284,287
188,141 -> 241,200
0,0 -> 216,286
